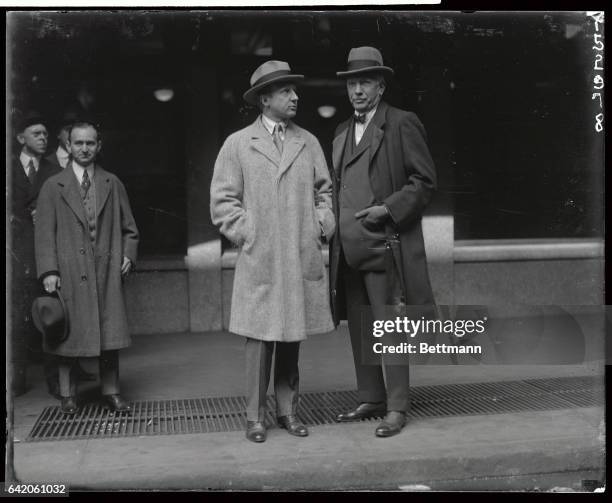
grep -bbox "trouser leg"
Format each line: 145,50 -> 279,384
343,258 -> 386,404
58,357 -> 77,398
44,354 -> 59,388
362,272 -> 411,413
245,337 -> 274,422
273,342 -> 300,417
99,350 -> 120,395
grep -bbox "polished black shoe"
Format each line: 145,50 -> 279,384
246,421 -> 267,443
277,415 -> 309,437
336,402 -> 386,422
375,411 -> 407,438
76,364 -> 97,382
102,394 -> 132,413
60,396 -> 78,415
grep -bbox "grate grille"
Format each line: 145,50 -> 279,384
26,375 -> 603,441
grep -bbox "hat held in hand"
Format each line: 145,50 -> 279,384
32,289 -> 69,347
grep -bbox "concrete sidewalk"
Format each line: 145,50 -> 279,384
10,329 -> 606,491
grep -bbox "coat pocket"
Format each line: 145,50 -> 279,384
301,206 -> 324,281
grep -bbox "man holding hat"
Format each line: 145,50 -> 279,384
210,60 -> 335,442
34,120 -> 139,414
329,47 -> 437,437
9,111 -> 62,396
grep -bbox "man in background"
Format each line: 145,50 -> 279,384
9,111 -> 61,396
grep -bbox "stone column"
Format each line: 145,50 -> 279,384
185,64 -> 223,332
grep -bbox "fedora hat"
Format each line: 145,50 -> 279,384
32,290 -> 69,347
336,46 -> 394,78
15,110 -> 47,134
243,60 -> 304,106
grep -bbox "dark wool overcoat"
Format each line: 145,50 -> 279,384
329,101 -> 437,325
35,164 -> 139,357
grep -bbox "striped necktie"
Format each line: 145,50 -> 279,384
273,123 -> 285,154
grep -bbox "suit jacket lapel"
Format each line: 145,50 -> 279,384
250,117 -> 281,167
369,101 -> 388,163
12,158 -> 30,190
332,124 -> 349,177
58,162 -> 88,226
277,122 -> 305,179
94,166 -> 112,219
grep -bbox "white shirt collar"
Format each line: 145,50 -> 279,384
354,105 -> 378,126
20,150 -> 39,172
261,114 -> 287,135
71,161 -> 95,184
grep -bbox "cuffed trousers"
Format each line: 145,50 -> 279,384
245,337 -> 300,422
344,265 -> 411,412
58,350 -> 120,398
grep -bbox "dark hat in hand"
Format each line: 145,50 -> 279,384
32,290 -> 69,347
336,46 -> 394,78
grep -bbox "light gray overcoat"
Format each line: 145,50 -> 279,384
35,165 -> 139,357
210,117 -> 335,341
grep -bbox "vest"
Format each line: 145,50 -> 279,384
338,118 -> 386,271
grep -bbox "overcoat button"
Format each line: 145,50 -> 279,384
79,248 -> 85,254
81,275 -> 87,281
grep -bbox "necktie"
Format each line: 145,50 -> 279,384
26,159 -> 36,184
355,113 -> 366,124
81,169 -> 91,197
273,123 -> 284,154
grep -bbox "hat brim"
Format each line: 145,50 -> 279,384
336,66 -> 394,78
243,74 -> 304,105
31,289 -> 69,346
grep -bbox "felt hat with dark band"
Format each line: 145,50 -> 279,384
15,110 -> 47,133
336,46 -> 394,78
243,60 -> 304,105
32,289 -> 69,347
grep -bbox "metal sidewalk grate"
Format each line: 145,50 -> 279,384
26,375 -> 604,441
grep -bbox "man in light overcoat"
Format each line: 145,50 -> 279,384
35,121 -> 139,414
329,47 -> 437,437
210,60 -> 335,442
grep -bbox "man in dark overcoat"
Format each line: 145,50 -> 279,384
35,121 -> 139,414
9,112 -> 61,396
329,47 -> 437,437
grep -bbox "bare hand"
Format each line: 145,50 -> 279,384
121,256 -> 133,277
31,208 -> 37,225
43,275 -> 60,293
354,205 -> 389,231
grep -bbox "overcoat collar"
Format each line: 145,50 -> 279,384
249,116 -> 305,179
332,101 -> 388,175
57,161 -> 112,225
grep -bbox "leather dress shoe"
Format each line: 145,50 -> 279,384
102,394 -> 132,413
60,396 -> 78,414
277,415 -> 309,437
375,411 -> 407,438
246,421 -> 267,443
336,402 -> 386,422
